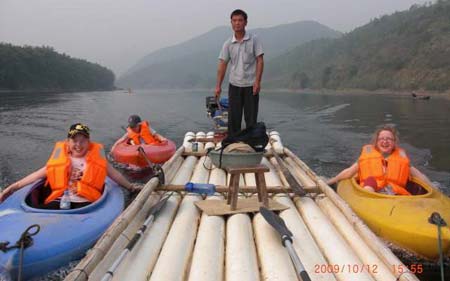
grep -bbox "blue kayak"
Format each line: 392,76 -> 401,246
0,178 -> 124,280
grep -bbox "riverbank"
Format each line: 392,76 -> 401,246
279,88 -> 450,99
101,87 -> 450,99
0,88 -> 117,94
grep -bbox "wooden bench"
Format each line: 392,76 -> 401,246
225,164 -> 270,210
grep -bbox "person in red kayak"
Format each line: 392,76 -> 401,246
0,123 -> 141,207
111,115 -> 167,152
327,124 -> 432,195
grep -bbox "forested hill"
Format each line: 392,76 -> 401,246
0,44 -> 115,91
265,0 -> 450,92
117,21 -> 341,89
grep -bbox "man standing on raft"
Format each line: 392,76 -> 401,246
214,9 -> 264,137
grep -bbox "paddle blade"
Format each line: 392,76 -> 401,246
148,193 -> 172,217
259,207 -> 292,244
270,148 -> 306,196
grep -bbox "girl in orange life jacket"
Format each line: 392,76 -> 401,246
0,123 -> 141,207
110,115 -> 167,152
327,125 -> 432,195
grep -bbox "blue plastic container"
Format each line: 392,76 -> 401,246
185,182 -> 216,195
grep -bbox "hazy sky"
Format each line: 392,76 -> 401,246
0,0 -> 430,76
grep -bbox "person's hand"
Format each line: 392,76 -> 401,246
0,189 -> 7,203
253,81 -> 261,95
130,183 -> 144,193
0,186 -> 14,203
214,86 -> 221,98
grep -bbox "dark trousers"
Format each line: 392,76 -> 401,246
228,83 -> 259,136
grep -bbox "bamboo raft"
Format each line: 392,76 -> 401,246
64,131 -> 420,281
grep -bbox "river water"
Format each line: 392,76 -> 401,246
1,90 -> 449,280
1,90 -> 449,190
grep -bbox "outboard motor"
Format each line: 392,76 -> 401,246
205,96 -> 228,132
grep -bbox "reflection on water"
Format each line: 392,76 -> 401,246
1,90 -> 449,191
1,90 -> 449,280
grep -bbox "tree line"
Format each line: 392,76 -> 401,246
265,0 -> 450,92
0,43 -> 115,91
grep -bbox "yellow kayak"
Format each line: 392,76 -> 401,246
337,177 -> 450,260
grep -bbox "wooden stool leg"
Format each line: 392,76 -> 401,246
254,173 -> 262,202
227,174 -> 236,204
255,172 -> 269,207
230,174 -> 240,210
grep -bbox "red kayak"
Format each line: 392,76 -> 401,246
111,139 -> 176,167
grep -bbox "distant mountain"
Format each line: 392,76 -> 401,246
265,0 -> 450,91
0,43 -> 115,91
117,21 -> 342,89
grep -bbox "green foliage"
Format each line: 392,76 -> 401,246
265,0 -> 450,92
0,44 -> 115,91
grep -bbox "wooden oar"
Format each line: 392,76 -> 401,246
137,146 -> 165,185
268,144 -> 306,196
259,207 -> 311,281
137,146 -> 154,168
100,193 -> 173,281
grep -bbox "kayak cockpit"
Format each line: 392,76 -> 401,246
21,179 -> 109,214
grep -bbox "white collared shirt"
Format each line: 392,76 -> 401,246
219,32 -> 264,87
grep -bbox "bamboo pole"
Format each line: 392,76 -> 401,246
268,157 -> 290,187
65,146 -> 183,281
183,151 -> 278,157
285,157 -> 316,188
157,184 -> 320,194
163,156 -> 183,185
111,194 -> 182,281
89,193 -> 161,281
284,148 -> 419,281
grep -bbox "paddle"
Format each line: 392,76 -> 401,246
137,146 -> 154,169
259,207 -> 311,281
268,141 -> 306,196
137,146 -> 165,185
429,212 -> 447,281
101,193 -> 173,281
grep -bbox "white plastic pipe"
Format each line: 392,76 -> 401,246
275,195 -> 336,281
149,195 -> 201,281
111,194 -> 182,281
316,197 -> 396,281
295,197 -> 374,281
226,214 -> 260,281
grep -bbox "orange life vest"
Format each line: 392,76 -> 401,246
126,121 -> 158,145
358,145 -> 411,195
45,141 -> 107,204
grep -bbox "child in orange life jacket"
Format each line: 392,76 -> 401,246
0,123 -> 141,207
327,125 -> 432,195
111,115 -> 167,151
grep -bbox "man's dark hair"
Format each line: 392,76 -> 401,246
230,9 -> 247,20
